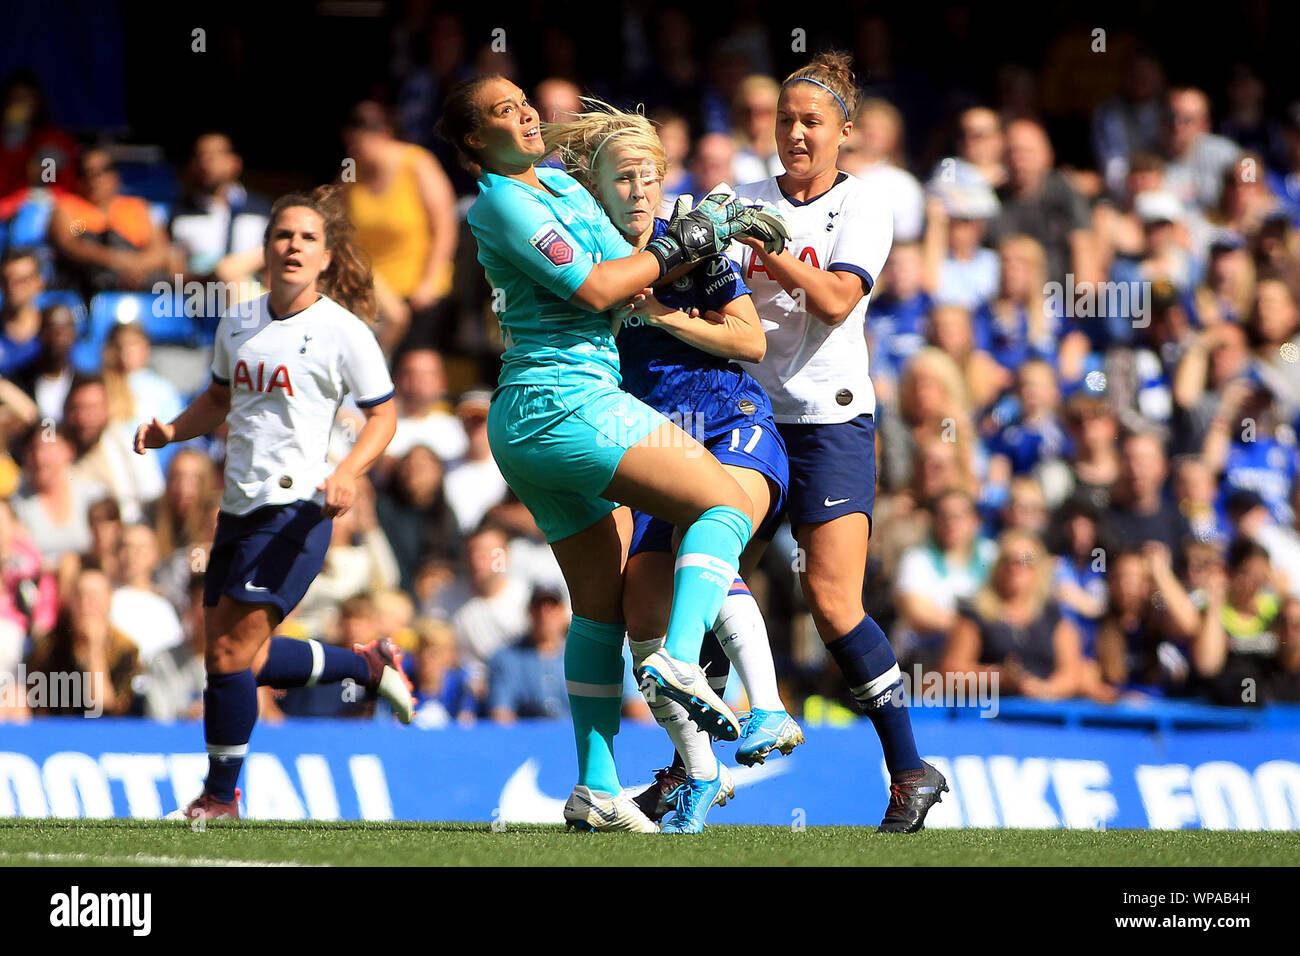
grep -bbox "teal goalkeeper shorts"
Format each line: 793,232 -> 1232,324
488,381 -> 671,542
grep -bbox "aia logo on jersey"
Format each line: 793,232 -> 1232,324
233,360 -> 294,396
746,246 -> 820,279
530,227 -> 574,266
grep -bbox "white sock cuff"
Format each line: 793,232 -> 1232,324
854,663 -> 902,701
206,742 -> 249,759
306,639 -> 325,686
714,587 -> 759,631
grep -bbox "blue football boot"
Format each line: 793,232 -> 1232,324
660,763 -> 735,834
735,709 -> 805,766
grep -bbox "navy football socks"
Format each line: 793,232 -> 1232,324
257,637 -> 371,688
202,668 -> 259,802
826,614 -> 923,775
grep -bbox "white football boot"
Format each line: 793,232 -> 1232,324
635,648 -> 742,741
563,785 -> 660,833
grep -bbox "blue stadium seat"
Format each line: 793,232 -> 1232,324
34,289 -> 89,335
95,291 -> 197,344
7,197 -> 54,247
69,338 -> 103,374
115,160 -> 180,204
72,292 -> 198,373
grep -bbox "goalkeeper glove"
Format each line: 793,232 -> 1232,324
646,188 -> 752,276
646,190 -> 791,276
738,204 -> 790,255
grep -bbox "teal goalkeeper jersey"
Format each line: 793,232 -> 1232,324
468,166 -> 635,389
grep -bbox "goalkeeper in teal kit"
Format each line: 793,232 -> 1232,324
436,74 -> 787,832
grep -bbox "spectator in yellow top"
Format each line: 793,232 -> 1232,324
342,101 -> 458,352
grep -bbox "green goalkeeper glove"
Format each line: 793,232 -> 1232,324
646,189 -> 753,276
737,204 -> 790,255
646,190 -> 790,276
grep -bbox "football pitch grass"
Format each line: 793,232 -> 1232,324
1,820 -> 1297,867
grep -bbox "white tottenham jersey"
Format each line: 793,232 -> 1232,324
211,293 -> 394,515
728,173 -> 892,424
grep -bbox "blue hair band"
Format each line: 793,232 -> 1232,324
786,77 -> 849,119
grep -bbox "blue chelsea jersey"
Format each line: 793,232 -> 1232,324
1221,437 -> 1299,525
616,218 -> 773,433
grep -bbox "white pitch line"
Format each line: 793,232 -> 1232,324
0,850 -> 326,868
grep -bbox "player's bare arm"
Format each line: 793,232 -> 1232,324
133,382 -> 231,453
319,397 -> 397,518
623,292 -> 766,363
738,235 -> 866,326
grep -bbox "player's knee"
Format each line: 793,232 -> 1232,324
803,578 -> 864,637
727,470 -> 772,527
205,634 -> 255,673
625,610 -> 668,646
568,589 -> 624,627
716,487 -> 757,528
680,493 -> 756,536
203,606 -> 271,671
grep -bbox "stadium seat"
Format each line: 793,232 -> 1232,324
0,219 -> 7,255
72,292 -> 197,373
7,196 -> 55,247
115,159 -> 180,204
3,198 -> 57,284
34,289 -> 89,335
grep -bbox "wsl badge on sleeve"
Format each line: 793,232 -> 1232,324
530,226 -> 574,266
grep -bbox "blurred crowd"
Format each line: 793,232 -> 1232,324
2,7 -> 1300,724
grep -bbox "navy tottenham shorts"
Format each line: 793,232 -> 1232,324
203,500 -> 332,618
776,413 -> 877,537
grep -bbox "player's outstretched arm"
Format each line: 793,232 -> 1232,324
133,382 -> 231,454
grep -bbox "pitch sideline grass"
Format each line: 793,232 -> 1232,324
0,820 -> 1296,866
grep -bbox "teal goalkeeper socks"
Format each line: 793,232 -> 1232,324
564,616 -> 627,795
663,505 -> 753,663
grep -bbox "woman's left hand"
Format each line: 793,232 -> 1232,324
614,287 -> 654,320
318,467 -> 358,518
620,290 -> 699,327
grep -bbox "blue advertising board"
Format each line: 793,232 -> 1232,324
2,716 -> 1298,829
